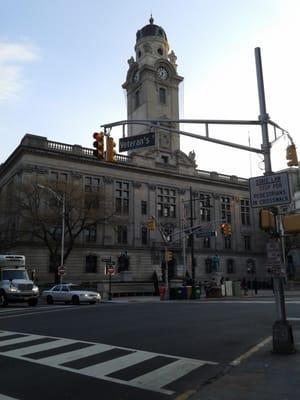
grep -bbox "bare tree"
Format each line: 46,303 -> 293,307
10,181 -> 113,282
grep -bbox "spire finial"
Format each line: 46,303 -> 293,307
149,14 -> 154,24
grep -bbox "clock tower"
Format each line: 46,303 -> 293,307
123,17 -> 189,165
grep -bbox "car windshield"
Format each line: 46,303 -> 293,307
2,270 -> 29,280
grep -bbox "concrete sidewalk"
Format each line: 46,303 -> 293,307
190,328 -> 300,400
104,289 -> 300,303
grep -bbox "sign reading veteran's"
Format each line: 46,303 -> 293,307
119,132 -> 155,152
249,172 -> 291,208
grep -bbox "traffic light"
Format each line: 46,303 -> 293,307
220,223 -> 226,235
225,223 -> 231,236
166,250 -> 173,262
147,218 -> 156,231
220,223 -> 231,236
259,209 -> 276,232
93,132 -> 104,160
286,144 -> 298,167
106,137 -> 116,162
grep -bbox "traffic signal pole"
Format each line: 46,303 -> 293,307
189,187 -> 196,288
255,47 -> 294,354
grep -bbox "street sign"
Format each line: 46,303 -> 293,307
58,266 -> 66,276
266,239 -> 282,267
119,132 -> 155,152
249,172 -> 291,208
106,265 -> 115,275
101,258 -> 111,262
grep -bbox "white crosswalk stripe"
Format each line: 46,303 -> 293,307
0,330 -> 217,395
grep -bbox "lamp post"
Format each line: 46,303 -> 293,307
37,185 -> 65,284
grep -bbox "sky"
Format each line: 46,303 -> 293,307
1,0 -> 299,178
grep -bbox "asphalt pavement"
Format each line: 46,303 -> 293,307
107,290 -> 300,400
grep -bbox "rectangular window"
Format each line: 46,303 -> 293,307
199,194 -> 211,222
221,196 -> 231,223
85,255 -> 97,273
203,237 -> 210,248
205,258 -> 213,273
141,226 -> 148,245
117,225 -> 128,244
85,195 -> 99,209
141,200 -> 147,215
244,235 -> 251,250
85,176 -> 102,192
115,181 -> 130,215
84,225 -> 97,242
135,90 -> 140,108
159,87 -> 166,104
157,186 -> 176,218
241,199 -> 250,225
226,259 -> 235,274
224,236 -> 232,249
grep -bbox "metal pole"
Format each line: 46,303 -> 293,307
109,269 -> 112,301
190,187 -> 196,287
255,47 -> 294,353
255,47 -> 272,173
60,192 -> 65,284
164,246 -> 169,300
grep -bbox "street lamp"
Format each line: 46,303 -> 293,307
37,184 -> 65,283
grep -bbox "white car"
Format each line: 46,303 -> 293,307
42,284 -> 101,305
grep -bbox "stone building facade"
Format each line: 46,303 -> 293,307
0,18 -> 271,285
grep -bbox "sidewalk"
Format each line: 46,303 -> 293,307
104,289 -> 300,303
190,328 -> 300,400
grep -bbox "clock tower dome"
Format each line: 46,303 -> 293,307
123,17 -> 187,164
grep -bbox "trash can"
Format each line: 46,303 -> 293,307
192,286 -> 201,299
169,287 -> 177,300
159,286 -> 166,300
177,287 -> 187,299
186,286 -> 193,299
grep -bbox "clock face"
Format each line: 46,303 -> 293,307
133,70 -> 140,82
156,67 -> 168,80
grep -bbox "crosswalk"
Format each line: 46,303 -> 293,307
0,329 -> 217,395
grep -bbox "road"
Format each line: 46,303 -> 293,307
0,295 -> 299,399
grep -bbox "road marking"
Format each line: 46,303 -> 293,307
0,305 -> 92,319
0,329 -> 217,396
229,336 -> 272,366
129,358 -> 208,394
287,317 -> 300,321
0,395 -> 20,400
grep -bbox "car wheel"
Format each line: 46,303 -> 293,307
28,298 -> 38,307
72,295 -> 80,305
46,295 -> 54,305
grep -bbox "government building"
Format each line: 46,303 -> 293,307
0,18 -> 284,287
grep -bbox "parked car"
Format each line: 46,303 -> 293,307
42,283 -> 101,305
